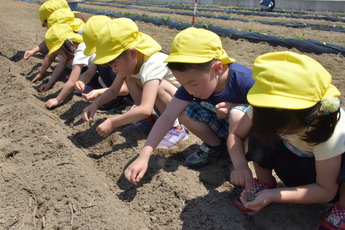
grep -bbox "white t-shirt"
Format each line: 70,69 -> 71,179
247,106 -> 345,161
131,52 -> 180,87
72,43 -> 95,67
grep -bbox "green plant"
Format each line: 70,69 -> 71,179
202,23 -> 213,28
161,16 -> 170,23
142,14 -> 149,20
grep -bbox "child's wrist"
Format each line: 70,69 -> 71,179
140,148 -> 153,160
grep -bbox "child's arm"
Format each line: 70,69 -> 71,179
24,40 -> 47,61
81,88 -> 107,101
45,64 -> 83,109
241,155 -> 341,212
75,63 -> 97,92
216,101 -> 245,119
95,78 -> 160,137
39,57 -> 67,92
228,113 -> 253,190
32,53 -> 58,83
124,96 -> 189,185
82,75 -> 125,122
73,12 -> 87,23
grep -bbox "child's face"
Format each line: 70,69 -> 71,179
172,64 -> 218,99
107,50 -> 137,77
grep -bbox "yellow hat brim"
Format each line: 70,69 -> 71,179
45,24 -> 83,55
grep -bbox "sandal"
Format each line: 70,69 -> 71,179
316,203 -> 345,230
233,177 -> 277,215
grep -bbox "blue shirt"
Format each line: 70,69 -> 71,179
174,63 -> 254,105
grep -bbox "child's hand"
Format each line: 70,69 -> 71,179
23,50 -> 35,61
239,188 -> 273,212
82,90 -> 100,101
32,73 -> 45,83
74,80 -> 85,92
230,166 -> 253,191
96,119 -> 115,137
215,102 -> 231,119
124,156 -> 149,185
39,83 -> 52,92
82,104 -> 97,122
45,98 -> 60,109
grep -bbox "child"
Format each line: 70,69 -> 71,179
74,15 -> 130,109
259,0 -> 275,12
124,27 -> 254,185
67,0 -> 81,11
44,23 -> 96,109
81,18 -> 187,147
23,0 -> 86,83
228,51 -> 344,230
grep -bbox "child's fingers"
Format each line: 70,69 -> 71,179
81,110 -> 92,122
136,170 -> 146,184
124,168 -> 137,185
75,82 -> 84,92
215,102 -> 227,109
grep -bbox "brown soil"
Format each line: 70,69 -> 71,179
0,0 -> 344,229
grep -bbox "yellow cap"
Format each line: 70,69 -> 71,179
94,18 -> 162,65
47,8 -> 85,33
39,0 -> 69,26
164,27 -> 235,64
82,15 -> 111,56
47,8 -> 74,28
45,23 -> 83,55
53,0 -> 69,8
247,51 -> 341,109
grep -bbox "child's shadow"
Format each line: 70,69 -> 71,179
0,50 -> 25,62
180,189 -> 242,229
59,100 -> 90,125
67,118 -> 110,150
68,119 -> 149,157
116,144 -> 199,202
23,63 -> 44,80
180,187 -> 328,229
198,157 -> 231,190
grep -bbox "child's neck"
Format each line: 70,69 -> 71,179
214,65 -> 229,94
133,52 -> 145,75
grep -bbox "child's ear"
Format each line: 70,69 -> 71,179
213,60 -> 223,75
128,48 -> 138,59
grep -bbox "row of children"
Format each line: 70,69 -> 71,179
24,1 -> 345,229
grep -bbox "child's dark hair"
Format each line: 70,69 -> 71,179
60,39 -> 76,61
167,60 -> 215,72
252,102 -> 340,146
111,49 -> 169,63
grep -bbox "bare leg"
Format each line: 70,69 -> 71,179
338,184 -> 345,207
252,162 -> 274,183
179,113 -> 222,146
154,79 -> 178,114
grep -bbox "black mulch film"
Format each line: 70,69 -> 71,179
22,0 -> 345,56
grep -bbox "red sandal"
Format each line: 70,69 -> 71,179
233,177 -> 277,215
316,203 -> 345,230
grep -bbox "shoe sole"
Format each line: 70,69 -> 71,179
157,133 -> 188,148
